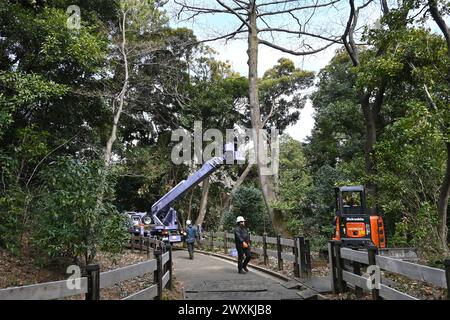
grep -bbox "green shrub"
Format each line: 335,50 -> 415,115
32,156 -> 128,265
223,185 -> 271,235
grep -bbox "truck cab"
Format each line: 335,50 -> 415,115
333,186 -> 386,249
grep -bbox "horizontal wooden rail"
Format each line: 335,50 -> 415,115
0,277 -> 87,300
122,284 -> 158,300
202,230 -> 311,276
330,240 -> 450,300
252,247 -> 264,255
280,238 -> 294,247
100,259 -> 157,289
0,238 -> 173,300
376,255 -> 447,288
281,252 -> 296,262
266,249 -> 278,259
265,236 -> 278,245
340,248 -> 369,264
342,270 -> 368,290
379,283 -> 418,300
250,235 -> 263,242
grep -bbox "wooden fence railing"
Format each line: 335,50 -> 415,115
0,238 -> 173,300
329,240 -> 450,300
200,231 -> 312,278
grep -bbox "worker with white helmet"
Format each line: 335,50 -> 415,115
234,216 -> 251,274
185,220 -> 197,260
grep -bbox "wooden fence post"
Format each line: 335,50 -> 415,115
209,231 -> 214,251
85,264 -> 100,300
305,240 -> 312,275
328,241 -> 338,294
367,246 -> 380,300
146,236 -> 150,258
293,236 -> 300,277
167,244 -> 173,291
353,260 -> 363,298
305,239 -> 312,276
224,231 -> 228,254
139,236 -> 143,255
154,250 -> 163,300
276,234 -> 283,271
298,236 -> 308,278
334,240 -> 346,293
262,232 -> 268,266
444,259 -> 450,300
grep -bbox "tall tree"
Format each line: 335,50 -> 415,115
341,0 -> 416,202
174,0 -> 340,233
425,0 -> 450,251
104,0 -> 168,165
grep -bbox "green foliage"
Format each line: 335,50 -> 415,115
182,52 -> 247,130
306,51 -> 364,170
307,23 -> 450,255
272,135 -> 312,236
33,157 -> 127,264
223,185 -> 270,234
0,126 -> 51,253
0,182 -> 30,255
391,202 -> 440,252
0,71 -> 67,137
374,100 -> 445,246
260,58 -> 315,131
100,212 -> 130,254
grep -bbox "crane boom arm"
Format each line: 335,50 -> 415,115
150,156 -> 224,217
150,143 -> 243,227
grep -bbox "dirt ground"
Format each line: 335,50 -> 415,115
0,248 -> 183,300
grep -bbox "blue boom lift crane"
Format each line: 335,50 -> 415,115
147,143 -> 244,243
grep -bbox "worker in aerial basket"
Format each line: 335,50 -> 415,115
185,220 -> 197,260
234,216 -> 251,274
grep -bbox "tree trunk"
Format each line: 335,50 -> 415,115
196,176 -> 210,226
226,163 -> 253,211
429,0 -> 450,252
437,144 -> 450,252
361,94 -> 377,202
247,2 -> 285,234
104,12 -> 129,166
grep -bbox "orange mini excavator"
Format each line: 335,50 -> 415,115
333,186 -> 386,249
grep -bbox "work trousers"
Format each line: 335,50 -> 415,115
236,246 -> 251,271
187,242 -> 195,259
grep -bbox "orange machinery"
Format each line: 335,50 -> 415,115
332,186 -> 386,249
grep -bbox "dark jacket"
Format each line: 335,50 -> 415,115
234,225 -> 250,247
186,226 -> 197,243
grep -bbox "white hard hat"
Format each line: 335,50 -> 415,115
236,216 -> 245,223
186,220 -> 192,226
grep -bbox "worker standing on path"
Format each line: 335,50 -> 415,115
185,220 -> 197,260
234,216 -> 251,274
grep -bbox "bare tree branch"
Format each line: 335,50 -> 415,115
259,38 -> 335,55
258,0 -> 340,17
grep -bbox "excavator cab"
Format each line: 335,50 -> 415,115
333,186 -> 386,249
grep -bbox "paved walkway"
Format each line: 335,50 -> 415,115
172,250 -> 304,300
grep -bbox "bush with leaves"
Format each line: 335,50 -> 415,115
223,185 -> 271,235
32,157 -> 128,265
272,135 -> 315,239
391,202 -> 441,254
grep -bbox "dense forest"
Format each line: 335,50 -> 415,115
0,0 -> 449,268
